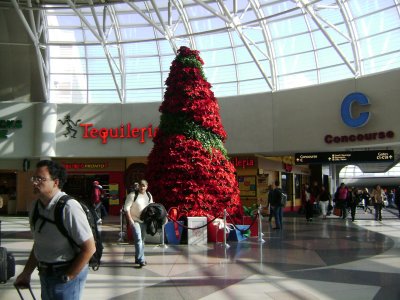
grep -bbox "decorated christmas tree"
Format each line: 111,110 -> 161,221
146,46 -> 243,220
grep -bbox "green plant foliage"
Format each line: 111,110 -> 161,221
160,113 -> 227,157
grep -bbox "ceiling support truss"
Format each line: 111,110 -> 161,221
11,0 -> 49,101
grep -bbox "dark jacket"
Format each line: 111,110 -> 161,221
140,203 -> 167,236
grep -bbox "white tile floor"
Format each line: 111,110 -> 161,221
1,207 -> 400,300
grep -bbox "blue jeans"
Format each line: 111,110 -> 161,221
273,206 -> 283,229
130,221 -> 146,263
40,265 -> 88,300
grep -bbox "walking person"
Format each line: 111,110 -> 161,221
371,184 -> 385,221
362,187 -> 372,213
266,185 -> 274,223
14,160 -> 95,300
303,184 -> 315,222
91,180 -> 107,224
395,185 -> 400,218
270,180 -> 284,230
124,179 -> 153,267
318,186 -> 331,219
347,187 -> 360,222
335,183 -> 348,219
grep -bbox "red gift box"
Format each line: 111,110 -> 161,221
242,216 -> 258,237
207,218 -> 229,243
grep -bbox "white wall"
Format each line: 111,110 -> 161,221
0,69 -> 399,159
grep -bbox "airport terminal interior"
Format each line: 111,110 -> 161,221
1,1 -> 400,300
1,207 -> 400,300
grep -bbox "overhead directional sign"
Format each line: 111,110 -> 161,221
295,150 -> 394,165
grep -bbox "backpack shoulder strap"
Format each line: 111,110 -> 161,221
146,191 -> 151,203
134,191 -> 152,203
54,194 -> 78,247
31,200 -> 40,228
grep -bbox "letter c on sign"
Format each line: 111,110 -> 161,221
341,92 -> 370,128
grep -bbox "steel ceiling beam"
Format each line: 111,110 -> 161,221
297,0 -> 357,76
11,0 -> 49,101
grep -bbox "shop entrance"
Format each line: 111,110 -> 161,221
0,172 -> 17,215
63,174 -> 110,205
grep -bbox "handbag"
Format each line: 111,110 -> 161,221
333,207 -> 341,217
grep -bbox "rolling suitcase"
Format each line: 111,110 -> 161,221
0,220 -> 16,283
14,283 -> 37,300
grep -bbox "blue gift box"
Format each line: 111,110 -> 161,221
228,225 -> 250,242
165,221 -> 183,245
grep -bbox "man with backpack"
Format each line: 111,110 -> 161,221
14,160 -> 95,300
124,179 -> 153,267
269,180 -> 284,230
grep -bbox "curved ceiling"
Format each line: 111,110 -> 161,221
3,0 -> 400,104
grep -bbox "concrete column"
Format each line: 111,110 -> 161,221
34,103 -> 57,157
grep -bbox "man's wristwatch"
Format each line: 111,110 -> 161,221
61,274 -> 70,283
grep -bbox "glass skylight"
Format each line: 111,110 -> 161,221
21,0 -> 397,104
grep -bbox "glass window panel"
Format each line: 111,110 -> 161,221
251,42 -> 269,60
47,15 -> 81,26
355,9 -> 399,38
162,72 -> 170,86
319,65 -> 353,83
316,47 -> 343,68
212,82 -> 238,97
201,49 -> 235,67
89,74 -> 121,89
278,71 -> 318,90
157,40 -> 177,55
349,0 -> 394,18
49,90 -> 87,104
120,26 -> 156,40
273,34 -> 313,57
242,28 -> 265,43
260,0 -> 298,18
88,90 -> 120,103
50,74 -> 87,90
160,55 -> 176,72
123,41 -> 159,56
126,89 -> 163,103
126,57 -> 161,72
230,31 -> 243,46
235,46 -> 254,64
311,31 -> 332,49
50,59 -> 86,74
237,62 -> 263,81
88,59 -> 110,74
239,79 -> 271,94
49,45 -> 86,58
269,15 -> 309,39
186,4 -> 215,18
118,13 -> 139,25
48,29 -> 83,42
86,45 -> 106,58
126,73 -> 161,89
359,30 -> 400,58
363,52 -> 400,74
204,65 -> 237,84
84,14 -> 112,27
83,29 -> 99,42
195,33 -> 232,50
276,52 -> 316,75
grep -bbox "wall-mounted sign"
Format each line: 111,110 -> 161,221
324,130 -> 395,144
0,119 -> 22,139
231,157 -> 256,169
295,150 -> 394,165
58,114 -> 158,144
80,123 -> 158,144
341,92 -> 370,128
63,162 -> 109,169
